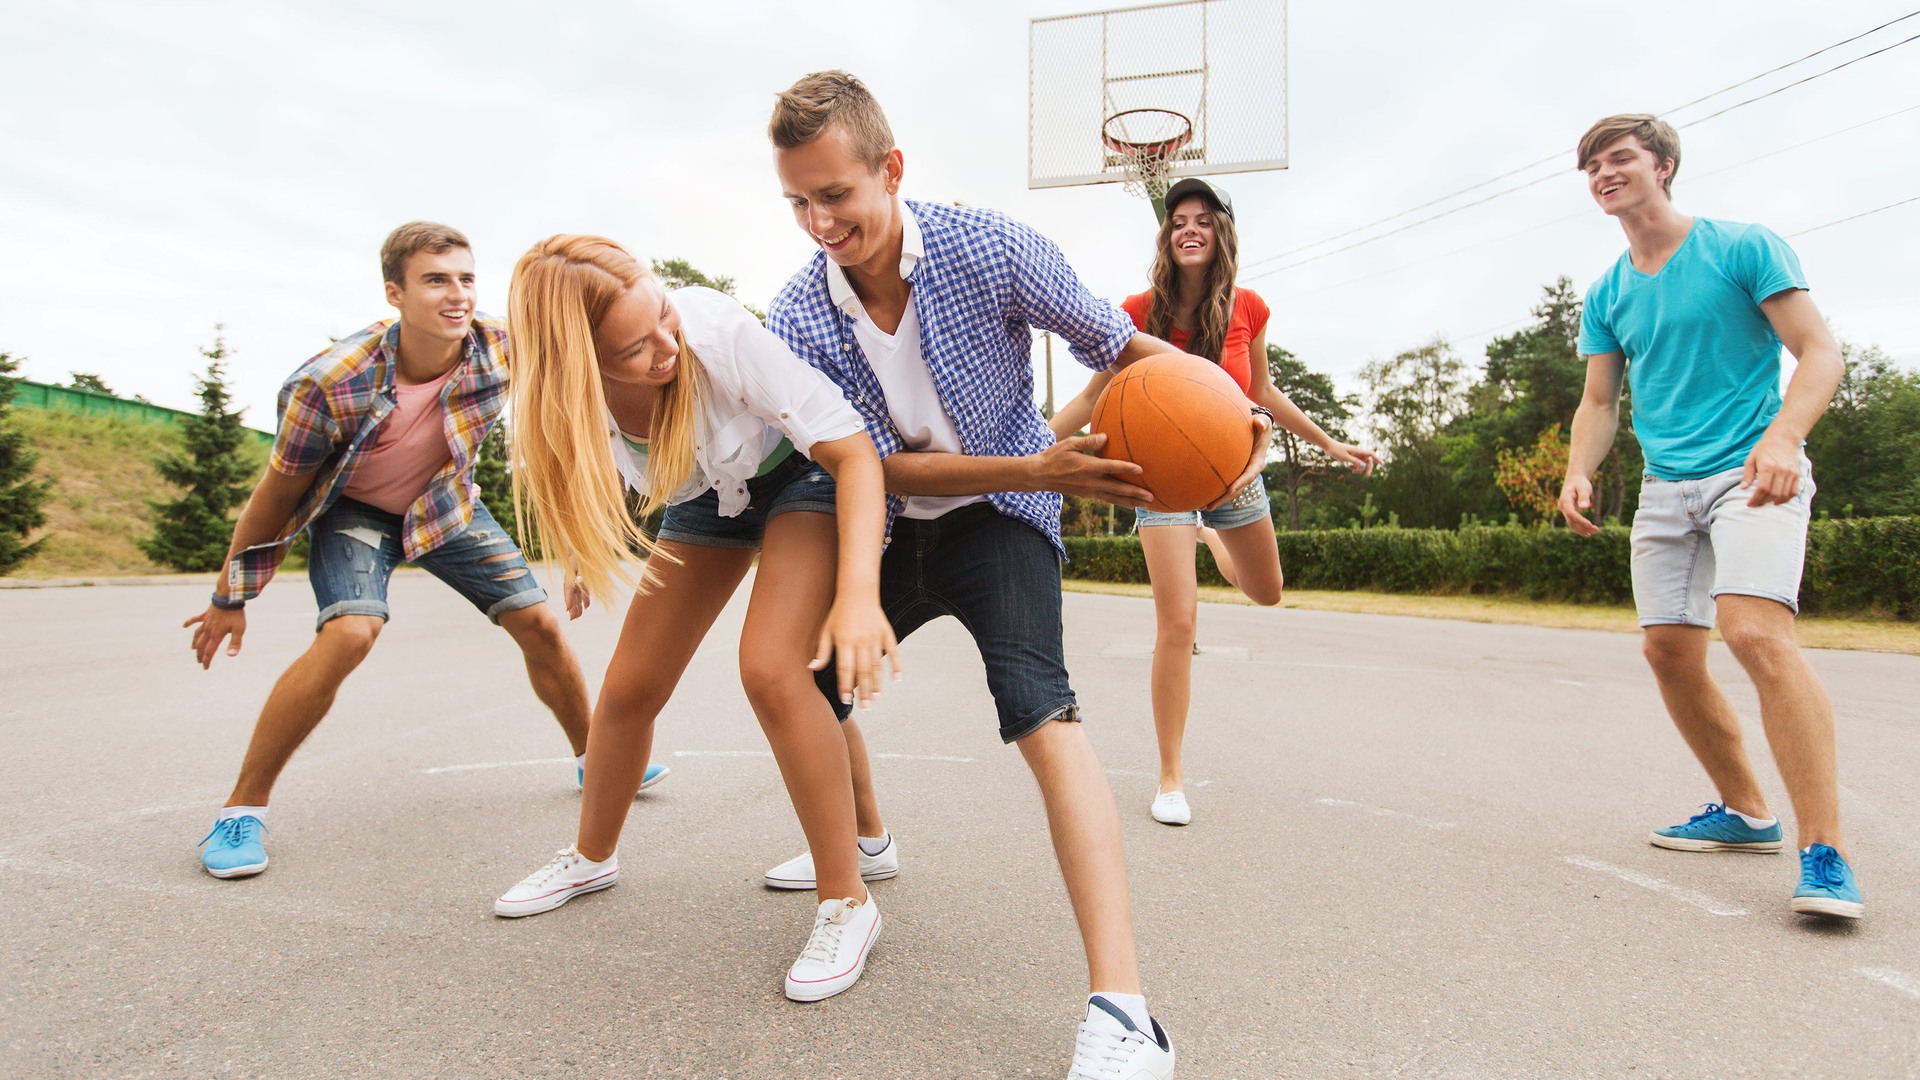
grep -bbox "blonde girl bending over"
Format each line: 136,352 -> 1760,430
493,235 -> 896,1003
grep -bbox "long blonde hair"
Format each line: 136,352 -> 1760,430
1144,200 -> 1240,364
506,235 -> 707,601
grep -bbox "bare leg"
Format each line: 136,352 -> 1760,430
1139,525 -> 1199,795
226,615 -> 384,807
1717,595 -> 1846,856
1017,720 -> 1142,995
1214,516 -> 1284,606
575,544 -> 753,862
1641,624 -> 1771,820
1197,525 -> 1238,588
739,512 -> 865,904
841,718 -> 887,840
497,603 -> 591,755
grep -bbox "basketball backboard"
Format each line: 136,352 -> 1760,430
1028,0 -> 1288,202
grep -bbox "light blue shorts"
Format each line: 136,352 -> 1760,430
1630,458 -> 1815,628
1134,475 -> 1272,530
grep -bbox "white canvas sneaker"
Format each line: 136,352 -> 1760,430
1150,792 -> 1191,826
783,896 -> 882,1002
1068,997 -> 1176,1079
764,835 -> 901,890
494,847 -> 618,917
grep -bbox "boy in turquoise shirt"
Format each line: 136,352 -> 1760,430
1558,114 -> 1860,920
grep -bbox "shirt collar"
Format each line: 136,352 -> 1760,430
826,199 -> 923,315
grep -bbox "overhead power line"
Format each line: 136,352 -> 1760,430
1787,194 -> 1920,238
1240,10 -> 1920,274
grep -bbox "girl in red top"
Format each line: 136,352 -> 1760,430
1054,179 -> 1376,826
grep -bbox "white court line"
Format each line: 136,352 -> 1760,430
876,753 -> 976,764
1561,855 -> 1748,916
1315,797 -> 1455,831
423,757 -> 572,775
1855,967 -> 1920,1000
1554,679 -> 1588,687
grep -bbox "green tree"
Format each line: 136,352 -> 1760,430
0,352 -> 52,573
142,329 -> 254,571
1267,344 -> 1359,531
472,422 -> 536,553
68,372 -> 114,394
1360,336 -> 1473,528
1805,341 -> 1920,518
652,257 -> 765,322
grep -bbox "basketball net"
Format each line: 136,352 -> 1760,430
1102,108 -> 1192,209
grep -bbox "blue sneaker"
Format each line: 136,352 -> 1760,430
575,761 -> 670,794
1791,844 -> 1864,919
1649,803 -> 1783,852
198,815 -> 268,879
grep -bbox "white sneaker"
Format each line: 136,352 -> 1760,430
783,896 -> 882,1002
764,835 -> 901,890
494,847 -> 618,917
1151,792 -> 1191,826
1069,997 -> 1176,1079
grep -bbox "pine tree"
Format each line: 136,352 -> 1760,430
142,329 -> 254,571
472,423 -> 533,553
0,352 -> 52,574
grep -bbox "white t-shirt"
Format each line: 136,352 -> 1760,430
609,286 -> 865,517
827,202 -> 985,520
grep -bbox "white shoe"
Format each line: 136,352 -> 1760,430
1151,792 -> 1191,826
764,835 -> 901,890
494,847 -> 618,917
783,896 -> 882,1002
1069,997 -> 1176,1079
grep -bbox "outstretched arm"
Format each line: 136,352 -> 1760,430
1245,329 -> 1378,477
1557,351 -> 1627,536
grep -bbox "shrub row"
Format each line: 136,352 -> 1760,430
1064,516 -> 1920,619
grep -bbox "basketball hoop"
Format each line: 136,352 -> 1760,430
1101,108 -> 1193,201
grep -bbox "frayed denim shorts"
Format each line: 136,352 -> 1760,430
656,452 -> 837,549
1134,474 -> 1272,530
307,496 -> 545,629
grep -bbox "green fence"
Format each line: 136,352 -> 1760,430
14,380 -> 273,446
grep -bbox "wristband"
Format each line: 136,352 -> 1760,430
1250,406 -> 1275,424
210,591 -> 245,611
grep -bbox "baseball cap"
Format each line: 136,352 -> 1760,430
1162,177 -> 1233,219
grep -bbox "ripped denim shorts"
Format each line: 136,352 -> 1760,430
305,496 -> 546,629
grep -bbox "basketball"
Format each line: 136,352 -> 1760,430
1089,354 -> 1258,513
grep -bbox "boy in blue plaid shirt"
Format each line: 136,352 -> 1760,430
764,71 -> 1266,1080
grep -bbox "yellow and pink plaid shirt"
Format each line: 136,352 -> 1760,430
225,316 -> 509,602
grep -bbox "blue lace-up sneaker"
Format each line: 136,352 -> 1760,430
198,815 -> 268,879
1791,844 -> 1864,919
1649,803 -> 1783,852
575,762 -> 670,794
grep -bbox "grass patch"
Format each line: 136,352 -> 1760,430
1062,579 -> 1920,656
10,410 -> 269,579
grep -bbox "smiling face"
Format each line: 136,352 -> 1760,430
1584,133 -> 1675,216
385,247 -> 476,344
775,123 -> 905,276
590,275 -> 682,388
1166,195 -> 1222,271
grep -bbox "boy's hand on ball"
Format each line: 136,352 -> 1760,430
1035,433 -> 1156,504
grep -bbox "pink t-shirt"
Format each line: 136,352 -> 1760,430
342,369 -> 456,515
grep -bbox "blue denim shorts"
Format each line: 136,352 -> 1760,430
656,452 -> 837,549
1630,458 -> 1815,627
816,503 -> 1078,743
1134,474 -> 1272,530
306,496 -> 546,630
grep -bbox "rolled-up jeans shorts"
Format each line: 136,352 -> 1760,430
307,496 -> 547,630
1134,474 -> 1272,529
1630,456 -> 1816,628
655,451 -> 837,549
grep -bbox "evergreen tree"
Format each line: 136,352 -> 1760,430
68,372 -> 114,394
1266,344 -> 1359,531
0,352 -> 51,573
142,329 -> 254,571
472,422 -> 533,553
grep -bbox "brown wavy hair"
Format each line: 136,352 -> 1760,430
1143,197 -> 1240,364
506,235 -> 707,601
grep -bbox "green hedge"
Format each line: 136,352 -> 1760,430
1064,516 -> 1920,619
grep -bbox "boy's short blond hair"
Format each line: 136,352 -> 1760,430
1577,114 -> 1682,195
768,70 -> 895,169
380,221 -> 471,286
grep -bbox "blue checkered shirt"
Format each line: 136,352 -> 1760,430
766,199 -> 1134,552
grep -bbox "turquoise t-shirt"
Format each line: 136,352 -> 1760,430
1578,218 -> 1808,480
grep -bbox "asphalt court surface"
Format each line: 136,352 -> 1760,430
3,571 -> 1917,1078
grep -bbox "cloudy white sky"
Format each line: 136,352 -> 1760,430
3,0 -> 1916,429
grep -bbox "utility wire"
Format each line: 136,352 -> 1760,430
1786,194 -> 1920,238
1241,10 -> 1920,272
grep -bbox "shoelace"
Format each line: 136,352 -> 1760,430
1069,1021 -> 1144,1079
1681,803 -> 1729,829
796,900 -> 857,965
520,848 -> 582,888
1802,847 -> 1847,890
198,816 -> 264,849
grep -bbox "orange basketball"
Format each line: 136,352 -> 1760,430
1090,354 -> 1257,513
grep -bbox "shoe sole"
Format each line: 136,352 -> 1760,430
784,911 -> 882,1002
764,865 -> 900,891
1648,834 -> 1782,853
1791,895 -> 1864,919
204,859 -> 268,879
494,874 -> 618,918
639,766 -> 669,792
